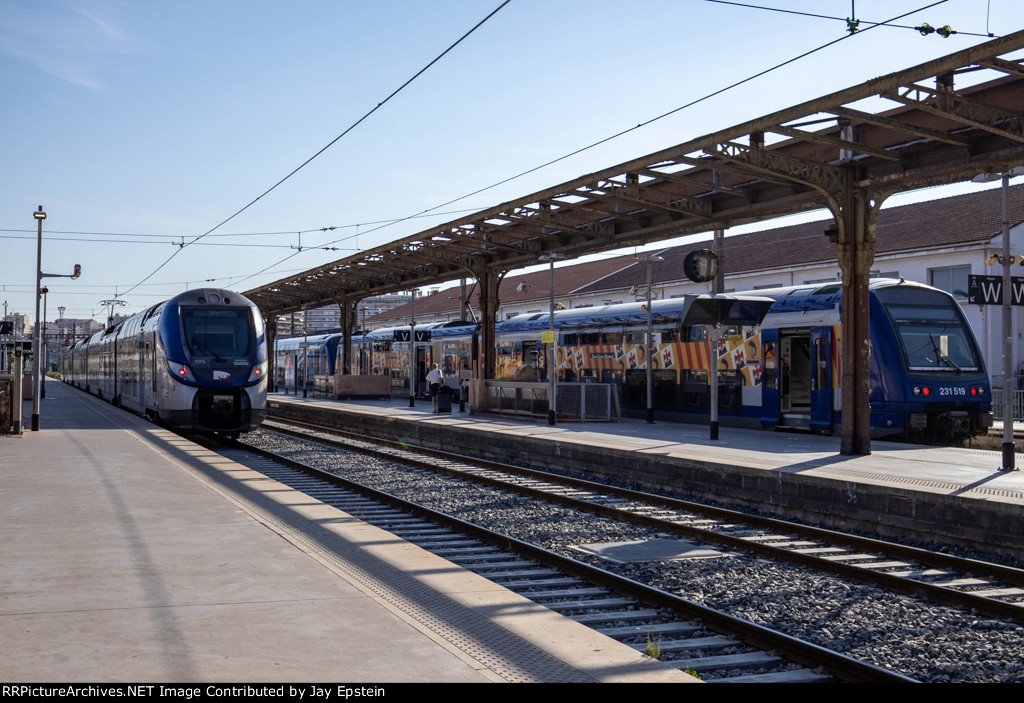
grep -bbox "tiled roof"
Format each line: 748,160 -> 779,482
578,184 -> 1024,293
369,252 -> 637,323
370,185 -> 1024,322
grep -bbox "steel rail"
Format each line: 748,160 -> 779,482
264,415 -> 1024,624
237,435 -> 916,683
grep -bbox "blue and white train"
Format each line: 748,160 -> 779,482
62,288 -> 268,435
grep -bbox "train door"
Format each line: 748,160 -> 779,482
777,330 -> 812,429
520,340 -> 540,380
810,327 -> 833,431
760,329 -> 780,426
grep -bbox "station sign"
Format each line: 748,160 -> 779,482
393,330 -> 432,342
968,274 -> 1024,306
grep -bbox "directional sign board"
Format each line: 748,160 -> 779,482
968,274 -> 1024,306
393,330 -> 432,342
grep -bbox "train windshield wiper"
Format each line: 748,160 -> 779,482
191,336 -> 225,363
929,333 -> 962,374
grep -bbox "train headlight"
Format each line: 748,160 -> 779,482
167,361 -> 196,383
913,385 -> 932,396
247,362 -> 267,383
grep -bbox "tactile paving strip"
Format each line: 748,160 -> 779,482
169,444 -> 594,683
821,467 -> 1024,500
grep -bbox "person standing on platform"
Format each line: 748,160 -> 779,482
426,363 -> 444,413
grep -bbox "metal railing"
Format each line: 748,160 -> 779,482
991,388 -> 1024,422
482,381 -> 620,422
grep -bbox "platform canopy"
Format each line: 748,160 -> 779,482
246,31 -> 1024,317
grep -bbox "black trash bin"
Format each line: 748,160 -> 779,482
437,386 -> 453,414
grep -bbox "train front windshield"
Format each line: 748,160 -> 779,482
877,287 -> 982,372
182,308 -> 253,358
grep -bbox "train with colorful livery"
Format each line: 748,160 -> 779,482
276,279 -> 992,441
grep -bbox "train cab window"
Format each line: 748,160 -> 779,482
683,326 -> 708,342
182,309 -> 252,358
876,287 -> 982,372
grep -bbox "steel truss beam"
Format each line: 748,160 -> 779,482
246,31 -> 1024,455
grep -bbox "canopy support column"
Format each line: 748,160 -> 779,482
476,269 -> 504,380
339,298 -> 357,374
835,189 -> 884,455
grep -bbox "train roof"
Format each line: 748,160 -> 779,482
498,293 -> 774,332
165,288 -> 257,308
275,332 -> 345,347
740,278 -> 943,312
362,320 -> 477,341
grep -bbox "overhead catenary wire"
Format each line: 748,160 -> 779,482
0,207 -> 481,244
701,0 -> 993,37
229,0 -> 957,291
115,1 -> 512,299
101,0 -> 987,302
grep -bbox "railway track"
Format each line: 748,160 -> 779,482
204,424 -> 920,683
263,417 -> 1024,626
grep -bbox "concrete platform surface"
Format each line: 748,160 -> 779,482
0,381 -> 692,683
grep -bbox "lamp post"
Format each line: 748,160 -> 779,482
302,314 -> 308,399
57,306 -> 65,373
409,289 -> 417,407
39,286 -> 48,398
638,255 -> 665,424
973,167 -> 1024,471
2,300 -> 7,372
539,253 -> 566,425
30,206 -> 79,431
31,207 -> 45,431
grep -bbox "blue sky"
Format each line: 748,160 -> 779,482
1,0 -> 1021,324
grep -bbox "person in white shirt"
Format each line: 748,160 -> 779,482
426,363 -> 444,412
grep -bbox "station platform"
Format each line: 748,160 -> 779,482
0,380 -> 691,684
267,391 -> 1024,560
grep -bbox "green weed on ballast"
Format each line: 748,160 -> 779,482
644,631 -> 661,660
